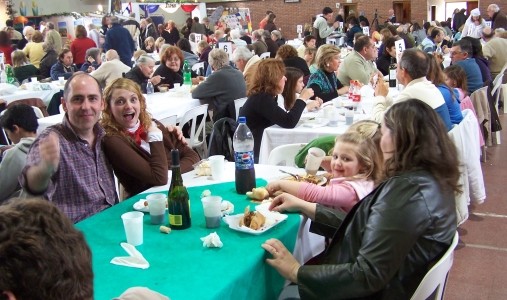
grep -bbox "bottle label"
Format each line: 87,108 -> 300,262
169,214 -> 183,226
389,69 -> 396,80
234,151 -> 254,170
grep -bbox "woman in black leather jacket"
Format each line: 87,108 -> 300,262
263,99 -> 460,300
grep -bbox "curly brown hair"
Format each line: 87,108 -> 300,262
247,59 -> 285,96
0,198 -> 93,299
383,99 -> 460,193
276,44 -> 298,60
160,45 -> 184,67
101,78 -> 152,139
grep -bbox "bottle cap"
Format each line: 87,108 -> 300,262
171,149 -> 180,166
238,116 -> 246,123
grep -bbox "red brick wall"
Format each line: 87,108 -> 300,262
206,1 -> 507,39
206,0 -> 430,39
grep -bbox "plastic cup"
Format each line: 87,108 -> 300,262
58,76 -> 65,85
146,193 -> 167,225
345,110 -> 354,125
30,77 -> 38,83
201,196 -> 222,228
305,147 -> 326,175
121,211 -> 144,246
208,155 -> 225,180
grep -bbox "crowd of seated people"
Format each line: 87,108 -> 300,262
1,6 -> 504,299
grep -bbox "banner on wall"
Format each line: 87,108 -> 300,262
214,8 -> 252,33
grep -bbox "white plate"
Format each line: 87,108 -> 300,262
280,175 -> 327,186
133,199 -> 168,213
223,205 -> 288,235
300,117 -> 329,128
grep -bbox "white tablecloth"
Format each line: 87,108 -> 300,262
36,90 -> 201,134
145,162 -> 325,264
258,108 -> 369,164
2,83 -> 62,106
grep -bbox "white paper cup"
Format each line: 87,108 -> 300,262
146,193 -> 167,225
201,196 -> 222,228
305,147 -> 326,175
58,76 -> 65,84
208,155 -> 225,180
30,77 -> 38,83
345,110 -> 354,125
121,211 -> 144,246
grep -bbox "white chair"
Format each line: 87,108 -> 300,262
159,114 -> 178,127
410,232 -> 459,300
191,61 -> 205,76
179,104 -> 208,159
267,143 -> 307,167
234,97 -> 247,120
58,104 -> 65,114
260,52 -> 271,59
31,106 -> 45,119
0,110 -> 11,145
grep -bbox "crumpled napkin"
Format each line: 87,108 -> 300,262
110,242 -> 150,269
200,232 -> 223,248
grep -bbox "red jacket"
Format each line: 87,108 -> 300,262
0,45 -> 13,65
70,37 -> 96,65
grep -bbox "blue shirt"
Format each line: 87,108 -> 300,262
437,84 -> 464,125
454,59 -> 483,94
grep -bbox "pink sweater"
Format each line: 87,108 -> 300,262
296,177 -> 375,212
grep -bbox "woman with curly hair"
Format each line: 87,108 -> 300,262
241,59 -> 306,162
100,78 -> 200,198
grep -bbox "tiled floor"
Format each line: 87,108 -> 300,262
445,112 -> 507,300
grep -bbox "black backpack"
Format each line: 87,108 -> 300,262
208,117 -> 238,162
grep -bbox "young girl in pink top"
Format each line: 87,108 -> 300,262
266,121 -> 383,212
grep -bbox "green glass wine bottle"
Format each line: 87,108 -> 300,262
168,149 -> 191,229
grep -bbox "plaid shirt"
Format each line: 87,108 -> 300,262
21,116 -> 118,223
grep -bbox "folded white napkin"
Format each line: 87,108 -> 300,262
200,232 -> 223,248
110,243 -> 150,269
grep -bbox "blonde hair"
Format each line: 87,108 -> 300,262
316,44 -> 341,70
101,78 -> 153,140
335,120 -> 383,184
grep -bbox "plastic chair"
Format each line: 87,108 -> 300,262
179,104 -> 208,159
410,232 -> 459,300
192,61 -> 205,76
159,114 -> 178,127
267,143 -> 308,167
32,106 -> 45,119
234,97 -> 247,120
260,52 -> 271,59
0,110 -> 11,145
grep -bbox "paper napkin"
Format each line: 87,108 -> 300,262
110,242 -> 150,269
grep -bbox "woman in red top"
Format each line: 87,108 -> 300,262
0,31 -> 14,66
70,25 -> 96,69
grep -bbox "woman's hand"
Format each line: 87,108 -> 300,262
87,66 -> 95,73
261,238 -> 300,283
299,87 -> 314,101
150,75 -> 162,85
166,125 -> 187,145
306,98 -> 322,111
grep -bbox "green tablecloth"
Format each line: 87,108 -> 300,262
76,179 -> 300,300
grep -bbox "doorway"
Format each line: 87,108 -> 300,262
342,4 -> 358,20
393,1 -> 411,24
431,6 -> 436,21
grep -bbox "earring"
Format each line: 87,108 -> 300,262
326,63 -> 330,67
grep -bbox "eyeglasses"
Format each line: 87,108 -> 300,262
167,57 -> 180,62
449,51 -> 462,56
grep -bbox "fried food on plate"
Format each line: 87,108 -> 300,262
239,206 -> 266,230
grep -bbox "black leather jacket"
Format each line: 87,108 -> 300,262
297,170 -> 457,300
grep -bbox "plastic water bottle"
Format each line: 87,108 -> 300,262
233,117 -> 256,194
183,60 -> 191,86
146,81 -> 154,94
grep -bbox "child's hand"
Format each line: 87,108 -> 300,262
266,181 -> 282,195
269,193 -> 305,213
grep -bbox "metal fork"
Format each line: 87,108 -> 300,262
279,169 -> 300,181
